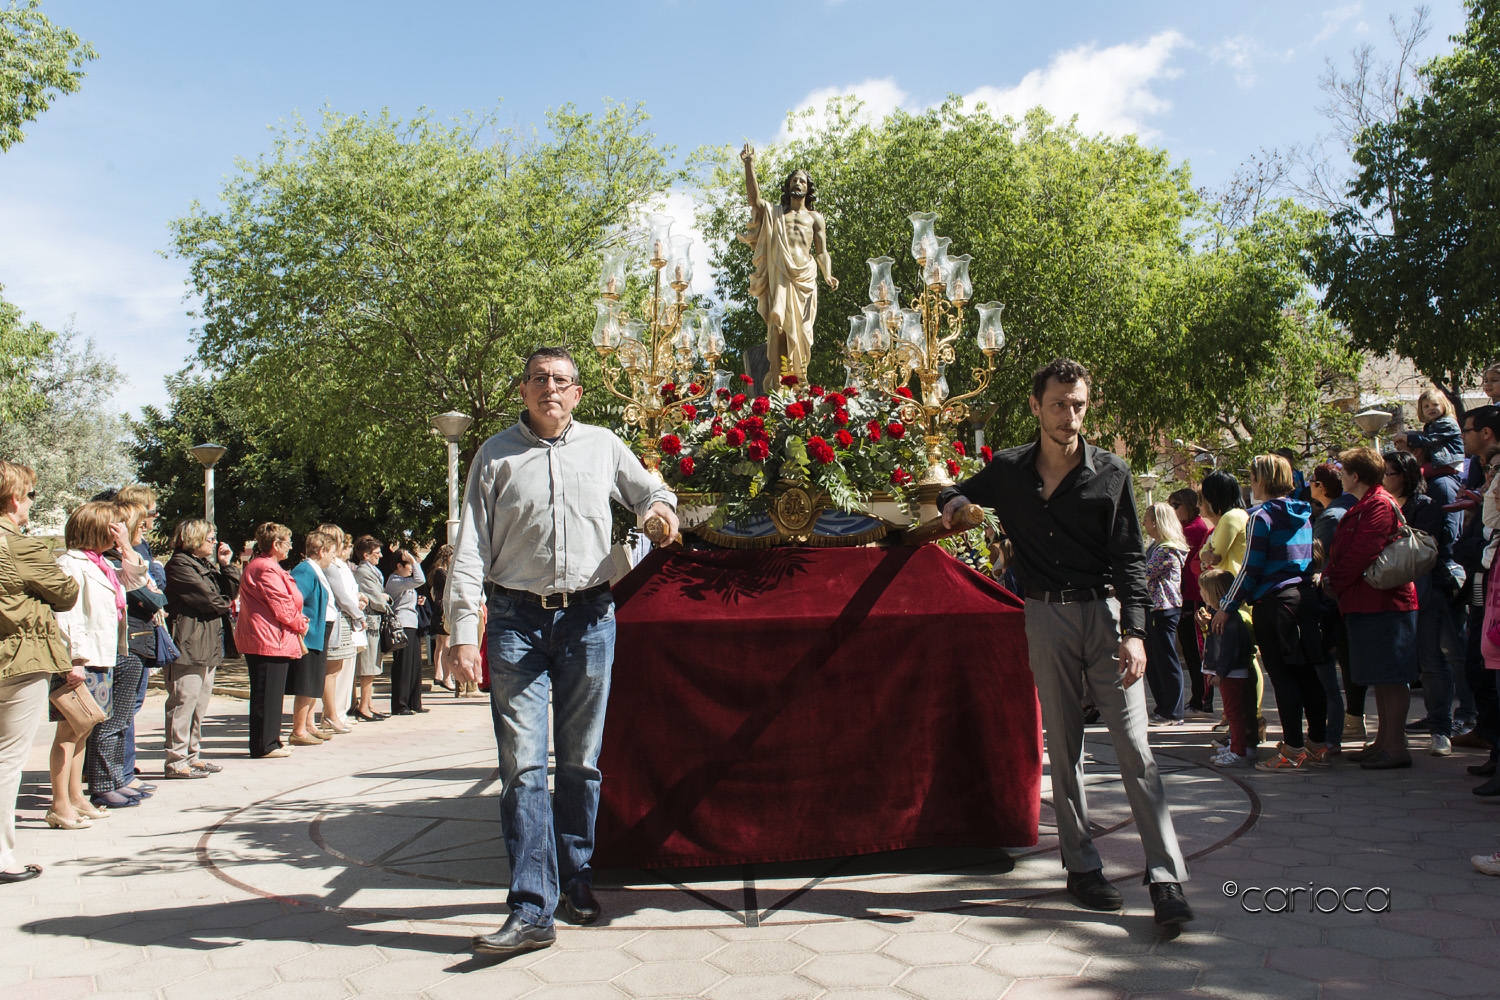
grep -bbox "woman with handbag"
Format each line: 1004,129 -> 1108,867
383,549 -> 426,715
350,536 -> 390,722
52,502 -> 149,819
1325,447 -> 1421,770
1212,455 -> 1326,772
0,461 -> 80,880
235,523 -> 310,759
162,519 -> 240,778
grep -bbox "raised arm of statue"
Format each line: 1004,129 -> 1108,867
741,142 -> 763,220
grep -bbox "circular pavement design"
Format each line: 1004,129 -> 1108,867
197,738 -> 1257,931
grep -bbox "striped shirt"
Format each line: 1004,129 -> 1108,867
1220,497 -> 1315,614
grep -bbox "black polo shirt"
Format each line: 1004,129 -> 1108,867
939,438 -> 1150,633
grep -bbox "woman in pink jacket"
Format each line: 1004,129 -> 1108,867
233,523 -> 309,759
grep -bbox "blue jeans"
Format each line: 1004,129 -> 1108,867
486,589 -> 615,927
1144,609 -> 1184,720
1417,598 -> 1467,733
122,658 -> 152,780
1314,657 -> 1345,748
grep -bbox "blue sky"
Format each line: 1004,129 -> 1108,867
0,0 -> 1469,417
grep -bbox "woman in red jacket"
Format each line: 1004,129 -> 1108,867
1324,447 -> 1420,770
233,523 -> 309,759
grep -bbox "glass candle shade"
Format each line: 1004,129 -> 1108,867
974,301 -> 1006,353
847,315 -> 867,355
866,256 -> 896,306
945,254 -> 972,303
698,311 -> 725,358
669,235 -> 694,290
591,299 -> 621,350
675,311 -> 699,358
923,237 -> 951,289
862,305 -> 889,354
909,212 -> 938,262
598,247 -> 630,299
647,213 -> 674,266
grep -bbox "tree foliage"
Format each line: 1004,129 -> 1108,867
0,0 -> 97,152
170,103 -> 684,511
0,329 -> 129,530
698,98 -> 1338,463
1310,0 -> 1500,386
0,282 -> 54,420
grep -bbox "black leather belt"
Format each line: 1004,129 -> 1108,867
1025,586 -> 1111,604
499,583 -> 610,610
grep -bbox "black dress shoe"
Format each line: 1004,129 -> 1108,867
414,707 -> 430,714
1469,761 -> 1498,777
1066,869 -> 1123,911
472,912 -> 556,956
1474,775 -> 1500,797
392,709 -> 415,716
1150,881 -> 1194,925
0,865 -> 42,884
558,883 -> 601,925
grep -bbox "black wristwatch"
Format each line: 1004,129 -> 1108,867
1121,626 -> 1147,639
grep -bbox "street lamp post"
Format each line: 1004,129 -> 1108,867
1353,408 -> 1392,453
430,412 -> 474,547
187,444 -> 227,528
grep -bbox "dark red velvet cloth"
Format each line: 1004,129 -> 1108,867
596,545 -> 1042,868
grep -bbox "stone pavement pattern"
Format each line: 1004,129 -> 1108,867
3,686 -> 1499,1000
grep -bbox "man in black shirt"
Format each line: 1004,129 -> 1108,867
940,358 -> 1191,926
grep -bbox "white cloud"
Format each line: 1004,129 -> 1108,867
1313,4 -> 1364,44
965,30 -> 1186,138
1210,35 -> 1261,88
781,77 -> 914,139
0,197 -> 195,418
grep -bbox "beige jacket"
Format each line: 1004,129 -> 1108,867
0,520 -> 79,682
54,550 -> 149,669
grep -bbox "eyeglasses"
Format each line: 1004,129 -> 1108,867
526,374 -> 578,389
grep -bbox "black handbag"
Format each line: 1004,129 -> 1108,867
379,610 -> 407,653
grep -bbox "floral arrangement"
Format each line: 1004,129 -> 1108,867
647,374 -> 993,529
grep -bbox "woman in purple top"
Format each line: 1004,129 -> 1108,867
1170,488 -> 1214,716
1143,502 -> 1189,724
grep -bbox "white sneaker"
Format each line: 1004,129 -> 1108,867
1431,734 -> 1453,757
1210,749 -> 1257,767
1470,852 -> 1500,876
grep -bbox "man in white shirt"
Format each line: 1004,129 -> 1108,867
447,346 -> 678,957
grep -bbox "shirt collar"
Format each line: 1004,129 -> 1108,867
518,411 -> 575,446
1020,436 -> 1098,475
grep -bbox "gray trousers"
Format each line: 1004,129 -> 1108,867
1024,597 -> 1188,885
163,660 -> 216,768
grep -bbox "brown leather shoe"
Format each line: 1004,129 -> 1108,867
1453,729 -> 1493,750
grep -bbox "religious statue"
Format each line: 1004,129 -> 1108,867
739,143 -> 837,393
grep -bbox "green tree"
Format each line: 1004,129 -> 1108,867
127,371 -> 426,545
0,283 -> 54,420
0,328 -> 129,529
0,0 -> 97,152
699,98 -> 1333,462
1310,0 -> 1500,388
171,103 -> 684,509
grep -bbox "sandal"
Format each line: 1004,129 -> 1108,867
0,865 -> 41,884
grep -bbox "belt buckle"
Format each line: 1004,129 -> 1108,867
539,592 -> 567,610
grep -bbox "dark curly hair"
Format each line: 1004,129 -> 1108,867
1030,358 -> 1092,401
779,169 -> 817,211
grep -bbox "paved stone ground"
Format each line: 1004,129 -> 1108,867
4,680 -> 1499,1000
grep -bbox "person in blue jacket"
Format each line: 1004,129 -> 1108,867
288,531 -> 334,746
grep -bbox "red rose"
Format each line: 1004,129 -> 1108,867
947,459 -> 962,478
688,383 -> 703,396
827,392 -> 847,408
887,422 -> 906,439
952,441 -> 966,457
725,428 -> 746,447
867,420 -> 882,443
660,382 -> 676,397
681,404 -> 697,420
895,387 -> 913,399
780,374 -> 800,387
981,446 -> 993,464
735,416 -> 765,433
711,421 -> 724,437
679,456 -> 695,477
717,387 -> 731,398
786,402 -> 807,419
739,374 -> 754,384
835,429 -> 854,448
834,408 -> 849,425
659,435 -> 682,456
844,386 -> 860,397
809,385 -> 825,397
752,396 -> 770,415
890,467 -> 911,485
729,393 -> 747,411
746,440 -> 769,461
808,437 -> 836,464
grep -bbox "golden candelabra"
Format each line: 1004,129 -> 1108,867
841,211 -> 1006,487
592,212 -> 727,473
